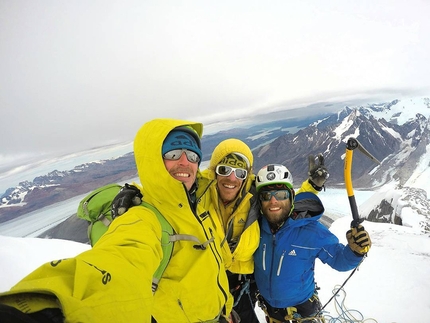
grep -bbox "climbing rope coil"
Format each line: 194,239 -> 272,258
321,285 -> 378,323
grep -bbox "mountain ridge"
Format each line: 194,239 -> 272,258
1,96 -> 429,234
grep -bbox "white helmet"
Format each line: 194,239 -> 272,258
256,164 -> 294,192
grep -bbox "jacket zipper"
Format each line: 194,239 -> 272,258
185,184 -> 229,310
269,233 -> 276,298
262,244 -> 266,271
277,251 -> 285,276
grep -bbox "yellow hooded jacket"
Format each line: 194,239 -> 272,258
198,139 -> 260,274
0,119 -> 232,323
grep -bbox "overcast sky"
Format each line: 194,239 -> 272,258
1,0 -> 430,166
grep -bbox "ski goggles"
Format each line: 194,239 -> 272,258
215,165 -> 248,180
163,149 -> 200,163
259,190 -> 291,202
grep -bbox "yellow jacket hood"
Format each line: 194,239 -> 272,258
134,118 -> 203,220
208,138 -> 253,176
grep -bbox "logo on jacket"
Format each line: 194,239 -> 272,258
288,249 -> 297,256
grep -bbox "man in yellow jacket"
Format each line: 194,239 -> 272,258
197,139 -> 261,322
0,119 -> 233,323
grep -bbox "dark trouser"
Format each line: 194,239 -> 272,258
0,304 -> 64,323
259,293 -> 323,323
228,272 -> 260,323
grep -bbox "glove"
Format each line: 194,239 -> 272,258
111,183 -> 143,218
346,225 -> 372,256
308,153 -> 329,191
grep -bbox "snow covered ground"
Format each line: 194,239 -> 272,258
1,189 -> 429,322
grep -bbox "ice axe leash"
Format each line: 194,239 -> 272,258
344,137 -> 380,228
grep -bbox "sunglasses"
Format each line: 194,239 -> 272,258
259,190 -> 290,202
163,149 -> 200,163
215,165 -> 248,180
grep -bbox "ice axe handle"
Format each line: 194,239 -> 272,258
350,212 -> 364,227
348,194 -> 363,228
345,137 -> 362,228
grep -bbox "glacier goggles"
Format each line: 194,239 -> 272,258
215,165 -> 248,180
259,190 -> 291,202
163,149 -> 200,163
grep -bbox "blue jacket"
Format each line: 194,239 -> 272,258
254,192 -> 362,308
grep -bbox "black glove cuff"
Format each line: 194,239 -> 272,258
308,179 -> 324,192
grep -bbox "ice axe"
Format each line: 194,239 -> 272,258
344,137 -> 380,228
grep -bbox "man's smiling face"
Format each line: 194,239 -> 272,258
163,151 -> 198,191
216,169 -> 244,204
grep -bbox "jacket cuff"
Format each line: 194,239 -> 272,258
308,179 -> 323,191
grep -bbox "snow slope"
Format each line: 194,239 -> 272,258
1,190 -> 429,323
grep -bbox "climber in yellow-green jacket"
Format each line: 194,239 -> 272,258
197,139 -> 261,322
0,119 -> 233,323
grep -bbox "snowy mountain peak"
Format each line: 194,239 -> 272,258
251,96 -> 430,233
363,97 -> 430,125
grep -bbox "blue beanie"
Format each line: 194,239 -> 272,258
162,128 -> 202,164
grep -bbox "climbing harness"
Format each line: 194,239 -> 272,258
256,292 -> 326,323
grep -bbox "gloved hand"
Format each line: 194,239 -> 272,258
346,224 -> 372,256
111,183 -> 143,218
308,153 -> 329,191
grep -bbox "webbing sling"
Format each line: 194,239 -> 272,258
141,201 -> 175,293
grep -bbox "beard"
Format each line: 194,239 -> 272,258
262,204 -> 292,233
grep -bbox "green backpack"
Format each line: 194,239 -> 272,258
77,183 -> 174,292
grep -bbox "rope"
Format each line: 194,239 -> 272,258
321,286 -> 378,323
233,278 -> 250,307
315,255 -> 377,323
318,254 -> 367,314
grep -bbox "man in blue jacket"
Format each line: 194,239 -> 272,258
253,164 -> 371,323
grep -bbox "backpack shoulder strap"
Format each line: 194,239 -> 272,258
140,201 -> 175,293
140,201 -> 215,292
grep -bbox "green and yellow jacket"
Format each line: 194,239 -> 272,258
0,119 -> 232,323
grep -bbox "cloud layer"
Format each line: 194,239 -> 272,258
1,0 -> 429,161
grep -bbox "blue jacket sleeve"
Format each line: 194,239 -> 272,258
316,225 -> 362,271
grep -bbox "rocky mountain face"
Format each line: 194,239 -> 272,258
1,97 -> 429,234
360,186 -> 430,234
253,103 -> 430,188
251,98 -> 430,232
0,153 -> 136,223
